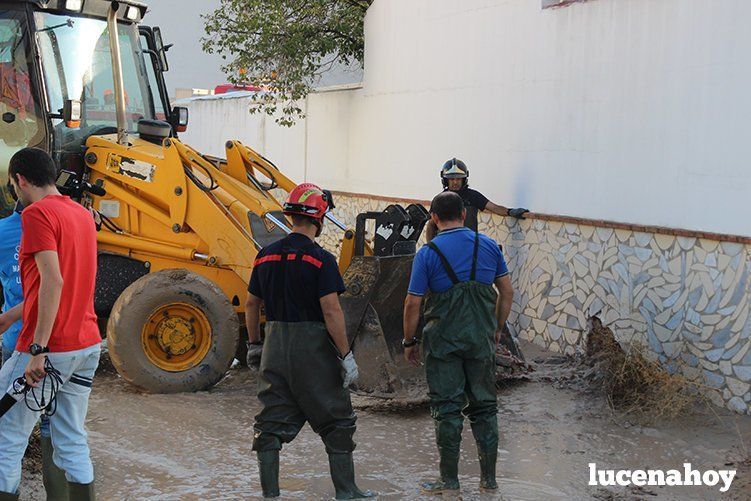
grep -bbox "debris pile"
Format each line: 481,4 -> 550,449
585,317 -> 699,420
495,346 -> 533,382
353,343 -> 532,412
724,456 -> 750,500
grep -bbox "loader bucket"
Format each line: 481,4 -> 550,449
340,254 -> 422,394
339,203 -> 430,394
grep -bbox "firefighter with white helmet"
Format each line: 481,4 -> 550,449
426,158 -> 529,240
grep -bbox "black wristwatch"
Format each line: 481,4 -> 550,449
402,337 -> 419,348
29,343 -> 49,356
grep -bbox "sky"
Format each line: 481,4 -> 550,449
143,0 -> 226,92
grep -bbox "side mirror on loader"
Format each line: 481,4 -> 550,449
170,106 -> 189,133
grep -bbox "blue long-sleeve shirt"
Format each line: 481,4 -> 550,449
0,212 -> 23,353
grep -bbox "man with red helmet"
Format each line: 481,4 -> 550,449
244,183 -> 374,499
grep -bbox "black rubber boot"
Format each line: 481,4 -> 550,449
257,450 -> 280,498
470,418 -> 499,491
478,446 -> 498,491
421,446 -> 460,495
328,453 -> 374,499
41,436 -> 70,501
422,420 -> 461,495
66,482 -> 95,501
0,492 -> 18,500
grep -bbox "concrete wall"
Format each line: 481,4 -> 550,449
353,0 -> 751,237
180,92 -> 307,183
185,0 -> 751,238
180,0 -> 751,413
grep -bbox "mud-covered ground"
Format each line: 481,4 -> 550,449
20,342 -> 751,500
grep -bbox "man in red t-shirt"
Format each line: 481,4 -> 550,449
0,148 -> 100,500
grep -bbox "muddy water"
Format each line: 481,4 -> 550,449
20,350 -> 751,500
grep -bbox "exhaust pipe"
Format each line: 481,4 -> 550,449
107,1 -> 128,145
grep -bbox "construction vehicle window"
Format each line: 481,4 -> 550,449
139,33 -> 166,121
0,11 -> 44,217
35,13 -> 155,146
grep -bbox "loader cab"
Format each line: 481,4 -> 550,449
0,0 -> 184,215
0,4 -> 47,216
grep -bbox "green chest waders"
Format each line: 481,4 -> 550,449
252,241 -> 373,499
420,232 -> 500,492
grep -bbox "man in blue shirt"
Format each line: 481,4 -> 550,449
402,191 -> 514,495
0,205 -> 23,364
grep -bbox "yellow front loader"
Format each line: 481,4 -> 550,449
88,134 -> 299,392
0,0 -> 433,394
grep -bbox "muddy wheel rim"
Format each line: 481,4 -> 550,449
141,303 -> 212,372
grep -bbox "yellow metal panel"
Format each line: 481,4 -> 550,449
82,133 -> 357,319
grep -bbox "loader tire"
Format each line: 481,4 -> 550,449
107,269 -> 239,393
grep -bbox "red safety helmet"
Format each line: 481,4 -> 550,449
283,183 -> 332,221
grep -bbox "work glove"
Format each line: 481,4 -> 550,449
246,341 -> 263,368
339,351 -> 359,388
507,207 -> 529,219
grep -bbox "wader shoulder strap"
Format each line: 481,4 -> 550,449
470,231 -> 480,281
426,242 -> 460,285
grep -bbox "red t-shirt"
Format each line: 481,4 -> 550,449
16,195 -> 100,352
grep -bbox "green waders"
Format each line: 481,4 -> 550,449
421,233 -> 500,493
251,321 -> 373,499
66,482 -> 95,501
41,435 -> 70,501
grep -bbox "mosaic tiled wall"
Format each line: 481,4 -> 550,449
322,193 -> 751,415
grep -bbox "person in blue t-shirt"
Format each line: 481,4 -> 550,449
0,203 -> 23,364
402,191 -> 514,495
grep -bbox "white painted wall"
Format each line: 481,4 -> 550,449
182,0 -> 751,236
180,92 -> 307,183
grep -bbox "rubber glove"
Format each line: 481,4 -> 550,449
247,341 -> 263,367
507,208 -> 529,219
339,351 -> 359,388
